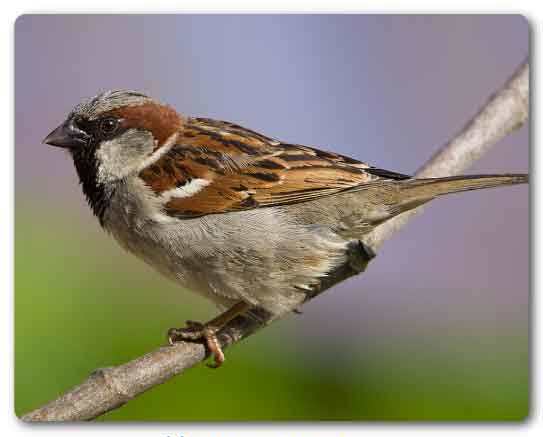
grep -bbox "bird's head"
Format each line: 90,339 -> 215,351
44,89 -> 183,183
43,89 -> 183,220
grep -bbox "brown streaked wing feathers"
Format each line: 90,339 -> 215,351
139,117 -> 407,218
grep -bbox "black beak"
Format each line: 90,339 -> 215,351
43,119 -> 89,149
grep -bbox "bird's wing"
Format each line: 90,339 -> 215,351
138,117 -> 411,218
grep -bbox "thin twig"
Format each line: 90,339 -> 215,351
22,60 -> 529,422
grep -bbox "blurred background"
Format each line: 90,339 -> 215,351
15,15 -> 529,420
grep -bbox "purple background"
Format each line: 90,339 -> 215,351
15,15 -> 529,357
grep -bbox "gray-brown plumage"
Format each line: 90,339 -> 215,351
43,90 -> 528,367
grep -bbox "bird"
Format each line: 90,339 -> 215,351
43,89 -> 528,367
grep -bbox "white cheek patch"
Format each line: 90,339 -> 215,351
160,178 -> 211,202
96,129 -> 155,183
96,131 -> 179,184
96,139 -> 129,183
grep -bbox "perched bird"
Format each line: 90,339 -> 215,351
44,90 -> 528,367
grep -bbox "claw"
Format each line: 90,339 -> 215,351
204,328 -> 225,368
167,322 -> 225,368
166,302 -> 252,369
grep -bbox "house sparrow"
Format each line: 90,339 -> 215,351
44,90 -> 528,367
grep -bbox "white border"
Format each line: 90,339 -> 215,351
2,1 -> 538,436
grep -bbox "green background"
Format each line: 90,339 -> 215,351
15,207 -> 529,421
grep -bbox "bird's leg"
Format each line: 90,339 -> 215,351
167,301 -> 252,368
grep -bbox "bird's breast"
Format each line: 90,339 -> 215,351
100,177 -> 354,315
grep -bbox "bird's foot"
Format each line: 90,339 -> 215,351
167,301 -> 253,369
167,321 -> 225,368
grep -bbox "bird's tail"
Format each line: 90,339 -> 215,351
399,174 -> 528,199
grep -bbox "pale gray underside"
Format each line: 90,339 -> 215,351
102,175 -> 404,316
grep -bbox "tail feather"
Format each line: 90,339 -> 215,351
400,174 -> 528,199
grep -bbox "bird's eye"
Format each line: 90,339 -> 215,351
99,117 -> 119,135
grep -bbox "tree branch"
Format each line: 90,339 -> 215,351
364,60 -> 529,251
22,60 -> 529,422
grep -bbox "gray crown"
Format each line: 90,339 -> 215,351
72,89 -> 153,119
